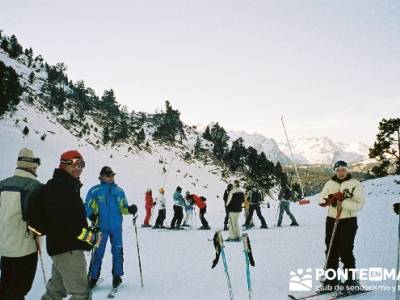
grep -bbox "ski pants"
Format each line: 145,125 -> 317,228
41,250 -> 90,300
199,207 -> 209,227
183,209 -> 193,225
0,252 -> 37,300
277,200 -> 297,225
88,229 -> 124,280
228,212 -> 241,240
325,217 -> 358,280
144,206 -> 152,225
171,205 -> 184,228
223,204 -> 229,226
245,205 -> 267,226
155,209 -> 166,226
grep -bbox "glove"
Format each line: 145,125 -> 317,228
128,204 -> 138,215
394,203 -> 400,215
331,192 -> 344,203
77,227 -> 97,246
88,214 -> 98,223
153,202 -> 156,207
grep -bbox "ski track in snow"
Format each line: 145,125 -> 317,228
1,105 -> 399,299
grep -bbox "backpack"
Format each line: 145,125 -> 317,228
26,184 -> 48,236
251,190 -> 262,204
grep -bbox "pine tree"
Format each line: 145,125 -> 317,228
369,118 -> 400,176
194,136 -> 203,157
0,61 -> 23,116
153,101 -> 184,142
8,35 -> 23,58
224,137 -> 247,171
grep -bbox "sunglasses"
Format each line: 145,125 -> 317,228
18,157 -> 41,166
62,158 -> 86,169
103,173 -> 115,177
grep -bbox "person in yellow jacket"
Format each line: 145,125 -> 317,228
318,160 -> 365,294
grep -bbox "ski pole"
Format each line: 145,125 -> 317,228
396,214 -> 400,300
218,232 -> 234,300
242,234 -> 252,300
35,236 -> 47,286
133,215 -> 144,288
323,205 -> 343,274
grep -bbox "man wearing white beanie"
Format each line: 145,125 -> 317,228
0,148 -> 42,300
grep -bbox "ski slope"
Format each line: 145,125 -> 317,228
1,105 -> 400,299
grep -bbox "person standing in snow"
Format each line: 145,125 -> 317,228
0,148 -> 42,300
222,183 -> 233,230
277,185 -> 299,227
153,187 -> 167,229
244,186 -> 268,229
226,180 -> 245,241
41,150 -> 92,300
85,166 -> 137,289
182,193 -> 194,227
170,186 -> 185,229
318,160 -> 365,293
185,192 -> 210,230
143,188 -> 154,227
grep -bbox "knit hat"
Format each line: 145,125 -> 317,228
59,150 -> 84,168
100,166 -> 116,176
333,160 -> 348,171
17,148 -> 40,169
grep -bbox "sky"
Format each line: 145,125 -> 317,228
1,0 -> 399,145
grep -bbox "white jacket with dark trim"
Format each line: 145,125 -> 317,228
319,175 -> 365,219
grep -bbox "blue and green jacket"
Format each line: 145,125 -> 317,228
85,182 -> 129,232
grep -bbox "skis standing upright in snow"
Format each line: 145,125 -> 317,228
242,233 -> 255,300
211,231 -> 234,300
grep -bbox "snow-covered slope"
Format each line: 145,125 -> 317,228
278,136 -> 370,165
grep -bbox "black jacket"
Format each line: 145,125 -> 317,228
226,188 -> 244,213
43,168 -> 91,256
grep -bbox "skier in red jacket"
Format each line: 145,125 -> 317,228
185,192 -> 210,230
143,189 -> 154,227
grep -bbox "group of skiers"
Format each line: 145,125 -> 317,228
141,186 -> 210,230
0,149 -> 137,299
0,147 -> 396,299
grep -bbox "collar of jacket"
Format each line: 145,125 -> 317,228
15,168 -> 37,179
332,173 -> 352,183
100,181 -> 115,186
53,168 -> 82,190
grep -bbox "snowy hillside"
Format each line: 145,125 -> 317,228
228,130 -> 290,164
278,137 -> 370,165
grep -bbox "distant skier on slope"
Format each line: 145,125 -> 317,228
243,186 -> 268,229
185,192 -> 210,230
182,192 -> 194,227
277,185 -> 299,227
318,160 -> 365,294
153,187 -> 167,229
222,183 -> 233,231
85,166 -> 137,290
142,188 -> 154,227
170,186 -> 185,229
226,180 -> 245,242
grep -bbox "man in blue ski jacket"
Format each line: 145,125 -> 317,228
85,166 -> 137,289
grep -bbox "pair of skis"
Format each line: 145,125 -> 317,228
211,231 -> 255,300
288,289 -> 371,300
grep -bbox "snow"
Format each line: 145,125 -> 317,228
1,103 -> 400,299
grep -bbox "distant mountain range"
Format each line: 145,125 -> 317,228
228,131 -> 370,165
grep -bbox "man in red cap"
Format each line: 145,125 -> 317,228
41,150 -> 94,300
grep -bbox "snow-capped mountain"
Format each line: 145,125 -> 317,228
278,136 -> 370,165
228,130 -> 291,164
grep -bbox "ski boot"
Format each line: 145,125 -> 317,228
318,279 -> 341,294
112,276 -> 122,288
290,222 -> 299,226
223,224 -> 228,231
88,278 -> 98,290
343,279 -> 364,294
260,224 -> 268,229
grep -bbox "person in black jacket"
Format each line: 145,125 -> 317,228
41,150 -> 92,300
225,180 -> 245,242
222,184 -> 233,231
